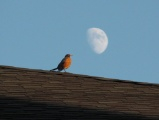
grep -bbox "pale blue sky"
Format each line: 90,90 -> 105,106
0,0 -> 159,83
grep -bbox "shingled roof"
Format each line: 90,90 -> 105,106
0,65 -> 159,120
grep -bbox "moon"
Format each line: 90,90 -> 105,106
87,28 -> 108,54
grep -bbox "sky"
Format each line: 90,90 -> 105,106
0,0 -> 159,84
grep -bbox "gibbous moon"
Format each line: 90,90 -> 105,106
87,28 -> 108,54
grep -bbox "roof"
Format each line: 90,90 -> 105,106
0,65 -> 159,120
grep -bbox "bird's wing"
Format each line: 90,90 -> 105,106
59,58 -> 66,65
57,57 -> 66,70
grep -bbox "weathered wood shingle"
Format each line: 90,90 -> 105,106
0,65 -> 159,120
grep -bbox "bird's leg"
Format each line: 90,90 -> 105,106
64,69 -> 66,72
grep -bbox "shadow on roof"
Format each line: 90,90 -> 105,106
0,96 -> 157,120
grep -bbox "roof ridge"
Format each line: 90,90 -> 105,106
0,65 -> 159,87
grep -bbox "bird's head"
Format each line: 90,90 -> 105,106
65,54 -> 72,57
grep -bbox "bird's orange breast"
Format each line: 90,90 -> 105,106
63,57 -> 71,69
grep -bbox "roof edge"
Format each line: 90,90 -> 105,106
0,65 -> 158,87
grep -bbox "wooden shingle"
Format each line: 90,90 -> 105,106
0,65 -> 159,120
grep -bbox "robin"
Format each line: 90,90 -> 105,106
50,54 -> 72,72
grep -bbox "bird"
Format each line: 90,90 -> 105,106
50,54 -> 72,72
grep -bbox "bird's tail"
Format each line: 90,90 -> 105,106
50,68 -> 57,71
